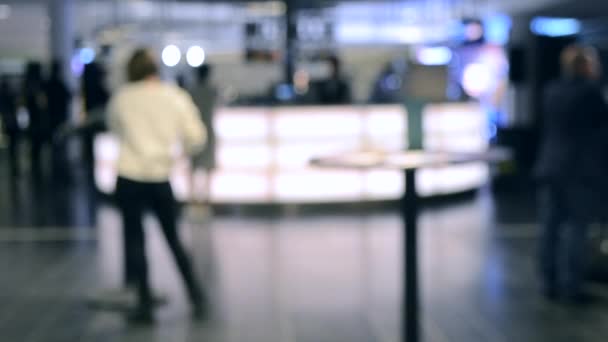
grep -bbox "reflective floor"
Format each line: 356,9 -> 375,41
2,157 -> 608,342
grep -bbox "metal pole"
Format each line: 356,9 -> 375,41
49,0 -> 75,88
284,0 -> 296,85
403,168 -> 420,342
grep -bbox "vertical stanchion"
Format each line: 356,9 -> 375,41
402,168 -> 419,342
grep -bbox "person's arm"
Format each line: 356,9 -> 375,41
588,86 -> 608,125
588,86 -> 608,150
180,92 -> 207,156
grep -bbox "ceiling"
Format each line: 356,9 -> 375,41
0,0 -> 606,60
0,0 -> 601,16
536,0 -> 608,17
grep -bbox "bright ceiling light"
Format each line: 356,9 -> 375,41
186,46 -> 206,67
162,45 -> 181,67
79,48 -> 96,65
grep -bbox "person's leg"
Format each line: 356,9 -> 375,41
82,132 -> 95,184
50,139 -> 69,184
538,185 -> 564,298
151,182 -> 205,314
123,221 -> 138,288
118,178 -> 137,288
116,178 -> 152,321
7,132 -> 19,176
50,140 -> 57,173
30,135 -> 42,178
563,208 -> 590,300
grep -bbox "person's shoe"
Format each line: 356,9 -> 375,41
563,292 -> 595,306
152,293 -> 169,307
127,308 -> 155,325
192,298 -> 210,321
86,287 -> 135,311
87,287 -> 169,311
125,283 -> 170,307
542,287 -> 559,301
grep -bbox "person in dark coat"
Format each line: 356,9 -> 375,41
189,64 -> 217,202
81,62 -> 110,178
45,60 -> 72,182
535,44 -> 608,302
316,56 -> 352,105
23,62 -> 48,178
0,75 -> 19,176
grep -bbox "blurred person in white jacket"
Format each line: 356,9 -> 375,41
107,48 -> 207,323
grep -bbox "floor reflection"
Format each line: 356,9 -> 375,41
3,177 -> 608,341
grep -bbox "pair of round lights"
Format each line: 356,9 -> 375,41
161,45 -> 206,67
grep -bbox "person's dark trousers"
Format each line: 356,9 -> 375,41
123,226 -> 137,287
6,132 -> 20,176
122,197 -> 185,289
80,132 -> 96,186
51,140 -> 70,184
30,135 -> 44,178
115,177 -> 204,313
539,184 -> 589,300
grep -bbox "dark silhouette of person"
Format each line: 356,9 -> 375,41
176,74 -> 188,89
23,62 -> 48,178
189,64 -> 217,201
108,48 -> 207,323
535,44 -> 608,302
317,56 -> 352,105
369,60 -> 408,104
81,62 -> 110,180
45,60 -> 72,183
0,75 -> 19,176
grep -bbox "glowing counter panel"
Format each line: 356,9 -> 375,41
94,103 -> 488,204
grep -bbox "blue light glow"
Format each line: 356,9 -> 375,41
79,48 -> 96,65
485,14 -> 512,45
382,74 -> 402,90
275,84 -> 294,101
530,17 -> 581,37
71,56 -> 84,77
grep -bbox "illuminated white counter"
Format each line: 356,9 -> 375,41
95,103 -> 489,204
